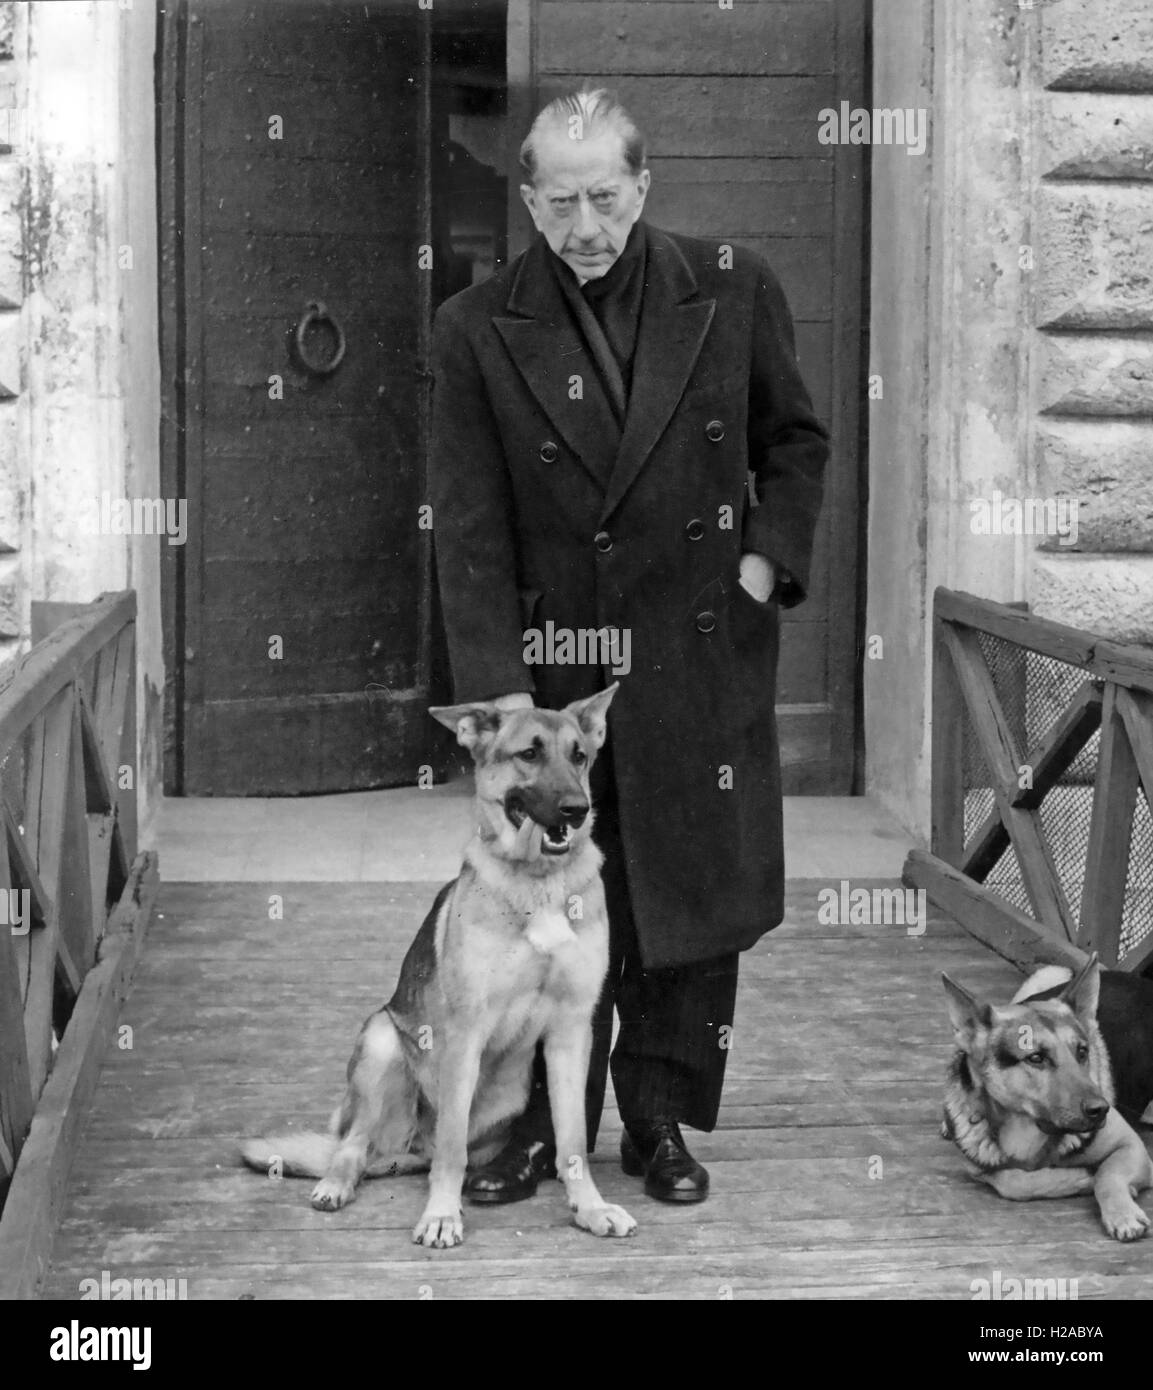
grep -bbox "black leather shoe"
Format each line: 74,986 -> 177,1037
463,1138 -> 557,1205
621,1120 -> 709,1203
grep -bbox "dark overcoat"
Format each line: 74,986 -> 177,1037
428,223 -> 828,969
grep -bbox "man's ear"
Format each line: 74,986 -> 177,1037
1060,952 -> 1101,1025
519,183 -> 541,228
428,702 -> 504,752
564,682 -> 619,752
633,167 -> 651,212
942,973 -> 991,1042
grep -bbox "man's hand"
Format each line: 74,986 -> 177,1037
738,553 -> 777,603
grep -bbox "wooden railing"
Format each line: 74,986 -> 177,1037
0,592 -> 139,1202
905,588 -> 1153,975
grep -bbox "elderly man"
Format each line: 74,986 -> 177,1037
428,89 -> 828,1204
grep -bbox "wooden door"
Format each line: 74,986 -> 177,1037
522,0 -> 867,793
161,0 -> 435,795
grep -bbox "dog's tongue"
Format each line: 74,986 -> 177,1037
511,814 -> 540,859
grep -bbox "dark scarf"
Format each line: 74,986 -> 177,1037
548,221 -> 647,424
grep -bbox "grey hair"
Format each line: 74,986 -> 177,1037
519,87 -> 646,184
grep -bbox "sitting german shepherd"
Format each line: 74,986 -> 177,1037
941,954 -> 1153,1242
241,685 -> 636,1248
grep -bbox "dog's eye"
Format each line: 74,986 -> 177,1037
1025,1051 -> 1047,1067
1076,1043 -> 1090,1063
572,746 -> 588,765
516,748 -> 538,762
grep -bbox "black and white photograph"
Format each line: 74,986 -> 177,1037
0,0 -> 1150,1334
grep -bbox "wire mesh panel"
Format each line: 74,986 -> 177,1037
1122,788 -> 1153,960
961,633 -> 1104,930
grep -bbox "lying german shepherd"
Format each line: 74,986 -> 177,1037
941,954 -> 1153,1242
241,686 -> 636,1248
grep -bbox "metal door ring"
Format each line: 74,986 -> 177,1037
292,299 -> 346,377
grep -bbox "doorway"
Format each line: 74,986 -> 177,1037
158,0 -> 507,794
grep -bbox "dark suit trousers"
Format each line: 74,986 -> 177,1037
515,741 -> 740,1149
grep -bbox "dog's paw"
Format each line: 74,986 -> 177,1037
1101,1200 -> 1150,1243
310,1176 -> 357,1212
571,1203 -> 637,1238
412,1207 -> 464,1248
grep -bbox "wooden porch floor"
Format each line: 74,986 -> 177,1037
42,880 -> 1153,1299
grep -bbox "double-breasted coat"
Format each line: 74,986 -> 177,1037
428,223 -> 828,969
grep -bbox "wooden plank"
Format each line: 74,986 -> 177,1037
0,819 -> 33,1191
536,2 -> 834,76
0,852 -> 158,1300
646,157 -> 832,239
202,230 -> 429,319
1079,684 -> 1139,963
960,678 -> 1102,880
1117,686 -> 1153,805
54,691 -> 95,982
29,601 -> 90,647
0,592 -> 135,757
942,624 -> 1077,938
157,0 -> 186,794
534,75 -> 833,159
3,800 -> 51,944
816,0 -> 868,795
201,156 -> 415,237
77,693 -> 113,815
113,628 -> 137,868
931,615 -> 965,866
935,586 -> 1153,692
19,696 -> 65,1097
903,848 -> 1087,972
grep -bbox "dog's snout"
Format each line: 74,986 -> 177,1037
1082,1097 -> 1109,1125
558,798 -> 589,827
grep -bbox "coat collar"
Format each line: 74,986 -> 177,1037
494,225 -> 716,519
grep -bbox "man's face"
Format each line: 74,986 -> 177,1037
520,125 -> 650,283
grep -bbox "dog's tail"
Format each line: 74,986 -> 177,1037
1012,964 -> 1073,1004
240,1133 -> 336,1178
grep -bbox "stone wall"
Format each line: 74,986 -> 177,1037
1030,0 -> 1153,641
0,1 -> 161,835
0,0 -> 25,668
867,0 -> 1153,840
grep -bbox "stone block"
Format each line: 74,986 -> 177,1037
1037,185 -> 1153,329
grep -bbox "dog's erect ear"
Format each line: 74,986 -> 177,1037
428,702 -> 505,751
1060,952 -> 1101,1025
942,973 -> 991,1040
564,682 -> 619,752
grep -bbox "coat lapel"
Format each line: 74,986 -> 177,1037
598,228 -> 716,525
493,238 -> 620,489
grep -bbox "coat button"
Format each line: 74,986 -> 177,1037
594,530 -> 613,553
539,440 -> 559,463
705,419 -> 725,443
695,610 -> 717,633
685,518 -> 705,541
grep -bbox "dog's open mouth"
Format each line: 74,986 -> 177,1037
504,796 -> 574,855
539,823 -> 573,855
